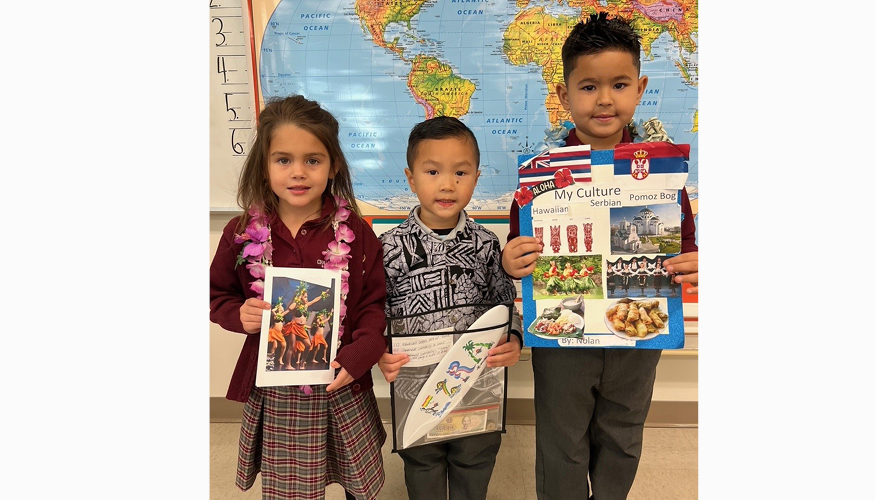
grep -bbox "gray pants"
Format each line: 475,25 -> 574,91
398,432 -> 502,500
532,348 -> 661,500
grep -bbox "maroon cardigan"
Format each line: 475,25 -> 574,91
507,128 -> 698,253
210,196 -> 388,402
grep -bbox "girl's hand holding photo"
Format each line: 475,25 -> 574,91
326,361 -> 353,392
239,298 -> 270,333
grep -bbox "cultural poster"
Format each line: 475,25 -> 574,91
517,142 -> 689,349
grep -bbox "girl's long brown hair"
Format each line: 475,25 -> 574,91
235,95 -> 360,232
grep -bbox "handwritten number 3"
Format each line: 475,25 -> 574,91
212,18 -> 226,47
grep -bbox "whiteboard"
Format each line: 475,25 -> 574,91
209,0 -> 256,212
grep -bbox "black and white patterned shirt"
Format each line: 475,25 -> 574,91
382,207 -> 519,330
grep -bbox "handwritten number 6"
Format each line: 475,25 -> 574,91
231,129 -> 244,155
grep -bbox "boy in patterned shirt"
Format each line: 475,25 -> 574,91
378,116 -> 523,500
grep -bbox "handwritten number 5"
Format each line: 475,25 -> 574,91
224,94 -> 238,120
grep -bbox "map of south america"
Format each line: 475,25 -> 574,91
408,56 -> 476,119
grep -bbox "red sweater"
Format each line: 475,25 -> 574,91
210,196 -> 388,402
507,128 -> 698,253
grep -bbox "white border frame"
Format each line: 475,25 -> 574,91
256,266 -> 342,387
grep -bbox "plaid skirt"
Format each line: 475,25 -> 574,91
236,384 -> 386,500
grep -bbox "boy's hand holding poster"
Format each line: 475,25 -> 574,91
517,142 -> 689,349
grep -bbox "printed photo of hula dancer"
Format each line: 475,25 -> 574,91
265,278 -> 335,372
609,204 -> 682,255
531,255 -> 603,300
606,256 -> 676,298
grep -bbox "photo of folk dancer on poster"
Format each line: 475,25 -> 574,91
606,256 -> 677,298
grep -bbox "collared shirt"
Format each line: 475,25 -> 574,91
381,207 -> 521,337
382,207 -> 517,317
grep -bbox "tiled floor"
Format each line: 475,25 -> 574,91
210,423 -> 697,499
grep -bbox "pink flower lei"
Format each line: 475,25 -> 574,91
234,197 -> 353,395
321,196 -> 354,346
234,207 -> 273,299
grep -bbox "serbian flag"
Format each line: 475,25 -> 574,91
614,142 -> 690,189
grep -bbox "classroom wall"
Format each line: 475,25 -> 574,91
209,213 -> 698,422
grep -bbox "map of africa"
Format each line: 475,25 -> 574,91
253,0 -> 698,212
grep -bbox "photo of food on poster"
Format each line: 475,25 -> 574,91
517,142 -> 689,349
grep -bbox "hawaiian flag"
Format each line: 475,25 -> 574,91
518,145 -> 592,188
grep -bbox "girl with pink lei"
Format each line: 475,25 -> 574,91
209,95 -> 388,500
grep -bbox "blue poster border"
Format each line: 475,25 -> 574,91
518,149 -> 685,349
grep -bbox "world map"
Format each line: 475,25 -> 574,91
254,0 -> 698,212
